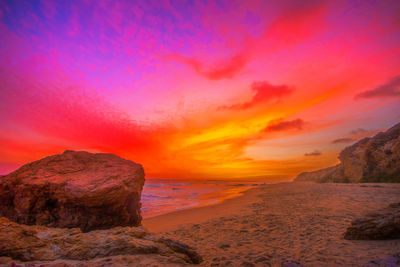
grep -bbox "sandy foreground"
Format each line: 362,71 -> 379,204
143,182 -> 400,266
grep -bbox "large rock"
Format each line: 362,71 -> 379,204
295,122 -> 400,183
0,216 -> 202,266
0,150 -> 145,231
344,202 -> 400,240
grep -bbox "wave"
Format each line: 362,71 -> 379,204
141,180 -> 261,218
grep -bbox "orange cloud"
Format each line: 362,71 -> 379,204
264,118 -> 304,132
304,150 -> 322,156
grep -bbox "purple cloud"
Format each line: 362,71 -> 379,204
355,75 -> 400,99
332,138 -> 354,144
349,128 -> 368,135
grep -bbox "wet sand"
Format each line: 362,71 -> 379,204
142,182 -> 400,266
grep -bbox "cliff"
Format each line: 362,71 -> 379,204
295,122 -> 400,183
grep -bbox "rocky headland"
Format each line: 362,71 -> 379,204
0,150 -> 202,266
295,122 -> 400,183
294,122 -> 400,247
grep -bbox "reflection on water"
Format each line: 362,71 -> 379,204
141,179 -> 265,218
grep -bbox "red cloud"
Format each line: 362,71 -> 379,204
264,118 -> 305,132
169,53 -> 248,80
222,81 -> 294,110
169,1 -> 330,80
263,0 -> 328,47
0,66 -> 165,164
355,75 -> 400,99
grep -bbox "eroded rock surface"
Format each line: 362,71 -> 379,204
294,165 -> 345,183
295,122 -> 400,183
363,253 -> 400,267
0,216 -> 202,266
344,203 -> 400,240
0,150 -> 145,231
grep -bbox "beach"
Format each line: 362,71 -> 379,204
143,182 -> 400,266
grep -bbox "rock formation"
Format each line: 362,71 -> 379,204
282,260 -> 305,267
0,150 -> 145,231
363,253 -> 400,267
294,165 -> 345,183
344,202 -> 400,240
0,216 -> 202,266
295,122 -> 400,182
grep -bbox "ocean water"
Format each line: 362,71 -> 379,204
141,179 -> 265,218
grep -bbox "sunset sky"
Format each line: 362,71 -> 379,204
1,0 -> 400,180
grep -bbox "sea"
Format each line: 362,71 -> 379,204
141,179 -> 265,218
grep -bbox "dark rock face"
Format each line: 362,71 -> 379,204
295,122 -> 400,183
160,238 -> 203,264
0,216 -> 202,266
0,150 -> 145,231
344,203 -> 400,240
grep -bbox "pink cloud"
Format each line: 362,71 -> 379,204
0,50 -> 164,161
169,53 -> 248,80
169,1 -> 330,80
222,81 -> 294,110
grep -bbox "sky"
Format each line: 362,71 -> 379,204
1,0 -> 400,180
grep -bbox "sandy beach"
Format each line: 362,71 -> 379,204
143,182 -> 400,266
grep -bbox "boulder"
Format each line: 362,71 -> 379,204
294,122 -> 400,183
0,216 -> 202,266
344,203 -> 400,240
0,150 -> 145,231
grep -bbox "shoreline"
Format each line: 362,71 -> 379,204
141,179 -> 267,219
142,183 -> 269,232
